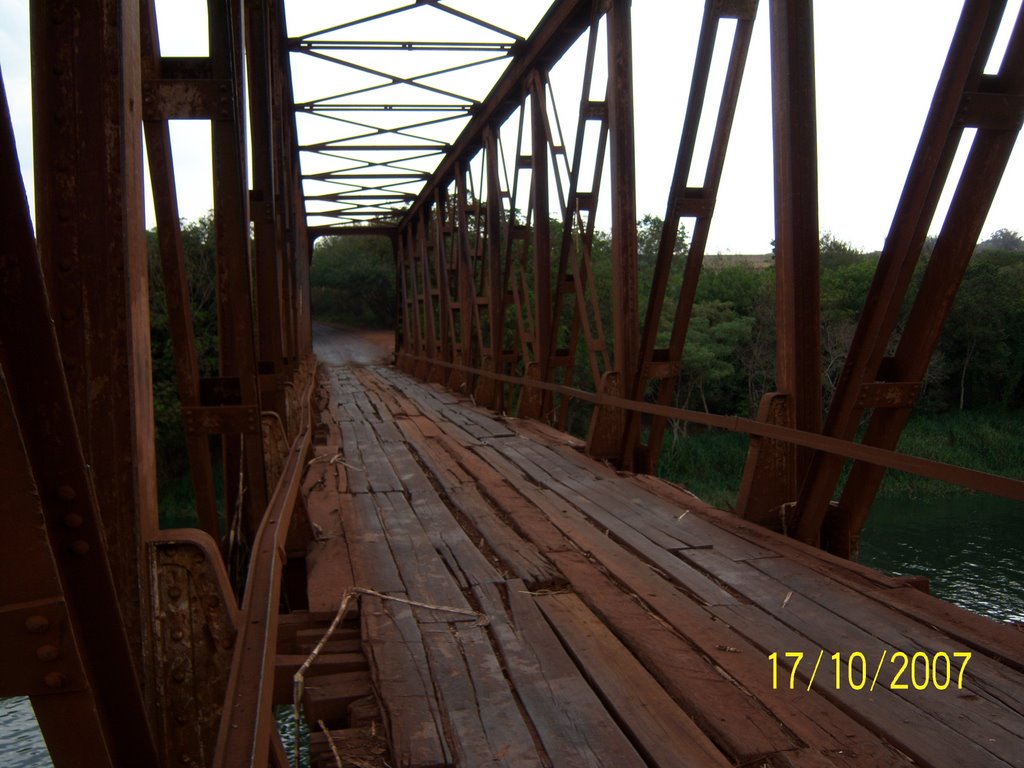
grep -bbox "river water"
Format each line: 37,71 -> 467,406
858,493 -> 1024,623
2,494 -> 1021,766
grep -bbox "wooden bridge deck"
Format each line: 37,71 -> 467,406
292,332 -> 1024,768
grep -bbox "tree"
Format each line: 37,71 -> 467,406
977,228 -> 1024,254
311,235 -> 396,327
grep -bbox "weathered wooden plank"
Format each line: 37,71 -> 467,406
508,437 -> 778,561
351,420 -> 404,492
537,591 -> 733,768
341,493 -> 405,593
362,597 -> 451,766
302,670 -> 373,725
548,549 -> 912,767
544,550 -> 797,763
445,483 -> 562,589
751,556 -> 1024,720
419,623 -> 543,765
473,581 -> 646,767
379,443 -> 504,588
372,419 -> 404,444
458,445 -> 575,555
373,492 -> 475,618
713,601 -> 1010,768
305,485 -> 342,538
306,535 -> 355,612
498,459 -> 741,607
687,548 -> 1023,768
274,653 -> 368,703
340,423 -> 369,494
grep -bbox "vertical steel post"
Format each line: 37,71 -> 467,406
26,0 -> 162,762
588,0 -> 639,458
247,0 -> 288,423
209,0 -> 269,533
768,0 -> 822,490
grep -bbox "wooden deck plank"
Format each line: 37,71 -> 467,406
362,597 -> 452,767
684,548 -> 1023,767
419,623 -> 544,766
547,549 -> 911,766
372,491 -> 475,619
306,535 -> 355,612
537,590 -> 735,768
472,580 -> 645,767
342,493 -> 405,594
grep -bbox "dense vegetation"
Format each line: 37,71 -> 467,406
310,234 -> 397,328
151,216 -> 1024,519
148,215 -> 221,525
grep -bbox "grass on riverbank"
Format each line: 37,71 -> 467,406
655,409 -> 1024,509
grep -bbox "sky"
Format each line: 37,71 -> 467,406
1,0 -> 1022,255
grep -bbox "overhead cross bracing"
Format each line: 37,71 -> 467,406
287,0 -> 552,231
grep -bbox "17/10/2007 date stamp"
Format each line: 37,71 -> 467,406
769,650 -> 972,691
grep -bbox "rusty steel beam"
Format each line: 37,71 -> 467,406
1,63 -> 160,767
30,0 -> 161,727
247,0 -> 289,425
213,366 -> 314,768
587,0 -> 640,459
479,127 -> 506,410
624,0 -> 760,473
794,0 -> 1010,547
209,0 -> 270,535
768,0 -> 822,477
822,2 -> 1024,556
732,0 -> 819,524
401,0 -> 595,229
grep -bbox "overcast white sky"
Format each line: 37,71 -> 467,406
1,0 -> 1021,254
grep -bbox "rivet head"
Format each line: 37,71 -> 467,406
63,513 -> 83,529
172,669 -> 186,683
219,636 -> 234,651
167,586 -> 182,600
56,485 -> 76,501
36,644 -> 60,662
71,540 -> 90,556
43,672 -> 67,689
171,629 -> 185,641
25,615 -> 50,634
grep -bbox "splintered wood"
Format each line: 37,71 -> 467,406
301,359 -> 1024,768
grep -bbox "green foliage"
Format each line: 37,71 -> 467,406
147,215 -> 221,523
943,259 -> 1024,410
148,217 -> 219,477
879,409 -> 1024,498
310,235 -> 396,327
656,428 -> 749,510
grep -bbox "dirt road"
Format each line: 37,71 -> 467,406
312,322 -> 395,366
